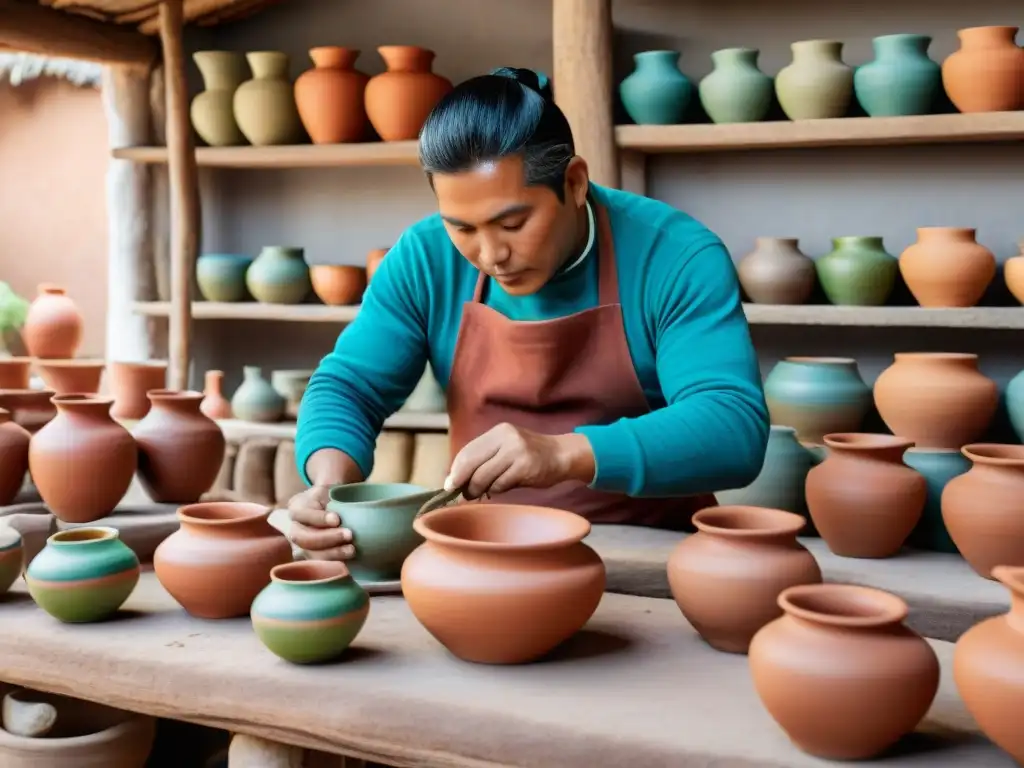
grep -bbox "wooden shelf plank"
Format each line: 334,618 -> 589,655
617,112 -> 1024,153
112,141 -> 421,168
132,301 -> 360,322
216,413 -> 449,440
742,304 -> 1024,329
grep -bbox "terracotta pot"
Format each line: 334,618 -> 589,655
667,506 -> 821,653
402,503 -> 606,664
0,408 -> 30,506
763,357 -> 872,444
1005,239 -> 1024,305
366,247 -> 389,282
200,370 -> 233,420
0,357 -> 31,389
295,47 -> 369,144
806,433 -> 926,558
750,583 -> 939,759
736,237 -> 816,305
153,501 -> 292,619
233,51 -> 305,146
364,46 -> 453,141
309,265 -> 367,305
775,40 -> 854,120
954,565 -> 1024,763
190,50 -> 248,147
132,390 -> 226,504
898,227 -> 996,307
873,352 -> 997,449
943,444 -> 1024,578
36,359 -> 105,395
107,361 -> 168,420
942,26 -> 1024,113
0,527 -> 22,595
21,284 -> 83,359
29,395 -> 137,523
0,389 -> 55,432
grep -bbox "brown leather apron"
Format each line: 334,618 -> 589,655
445,202 -> 715,529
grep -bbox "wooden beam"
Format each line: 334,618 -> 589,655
0,0 -> 156,67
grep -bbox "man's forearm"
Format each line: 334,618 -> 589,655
305,448 -> 366,487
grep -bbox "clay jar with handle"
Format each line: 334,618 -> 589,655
942,26 -> 1024,113
294,47 -> 369,144
190,51 -> 248,147
736,237 -> 816,304
364,46 -> 453,141
233,51 -> 304,146
775,40 -> 854,120
153,501 -> 292,619
402,502 -> 606,664
1004,239 -> 1024,305
953,565 -> 1024,764
898,227 -> 996,307
131,390 -> 226,504
806,433 -> 926,558
873,352 -> 998,449
108,361 -> 168,420
200,369 -> 232,420
667,506 -> 821,654
942,444 -> 1024,578
763,357 -> 872,445
28,395 -> 137,524
0,408 -> 29,506
749,583 -> 939,760
21,284 -> 83,359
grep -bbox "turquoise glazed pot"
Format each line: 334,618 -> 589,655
620,50 -> 692,125
231,366 -> 286,422
326,482 -> 437,583
246,246 -> 311,304
196,253 -> 253,302
763,357 -> 872,445
699,48 -> 773,124
26,526 -> 139,622
816,236 -> 898,306
252,561 -> 369,664
1006,368 -> 1024,443
854,34 -> 941,117
903,449 -> 969,554
0,527 -> 23,595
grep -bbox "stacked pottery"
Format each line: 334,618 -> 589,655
942,26 -> 1024,113
815,236 -> 897,306
246,246 -> 311,304
233,51 -> 305,146
898,227 -> 995,307
294,47 -> 369,144
309,265 -> 366,306
0,358 -> 31,388
1004,240 -> 1024,305
619,51 -> 692,125
0,408 -> 30,506
21,284 -> 82,359
36,359 -> 105,395
853,34 -> 941,117
196,254 -> 253,302
190,51 -> 249,146
107,360 -> 168,420
0,528 -> 23,595
775,40 -> 854,120
365,46 -> 453,141
698,48 -> 773,124
200,370 -> 233,420
736,238 -> 816,305
903,449 -> 969,553
231,367 -> 286,423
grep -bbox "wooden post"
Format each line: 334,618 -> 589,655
552,0 -> 617,188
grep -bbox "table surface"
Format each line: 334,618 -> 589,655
0,574 -> 1011,768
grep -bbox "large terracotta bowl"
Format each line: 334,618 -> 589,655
310,265 -> 366,306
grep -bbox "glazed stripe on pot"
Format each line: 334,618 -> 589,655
26,568 -> 139,591
253,603 -> 370,630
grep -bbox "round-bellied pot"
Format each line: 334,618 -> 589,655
942,26 -> 1024,113
36,359 -> 105,395
619,50 -> 693,124
0,527 -> 23,595
246,246 -> 311,305
898,227 -> 996,308
25,527 -> 139,623
232,51 -> 305,146
21,284 -> 83,359
1005,240 -> 1024,305
309,265 -> 366,306
763,357 -> 872,444
0,388 -> 56,433
364,46 -> 453,141
903,449 -> 969,553
667,506 -> 821,654
196,253 -> 253,302
231,366 -> 286,423
0,357 -> 31,389
107,360 -> 168,420
402,503 -> 606,664
815,236 -> 897,306
698,47 -> 773,124
190,50 -> 248,147
0,408 -> 30,506
775,40 -> 854,120
749,583 -> 940,760
251,560 -> 370,664
736,237 -> 816,305
294,46 -> 370,144
153,502 -> 292,619
854,34 -> 941,116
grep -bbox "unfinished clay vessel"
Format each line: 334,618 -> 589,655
36,359 -> 105,395
295,47 -> 369,143
0,528 -> 23,595
154,502 -> 292,619
0,389 -> 55,432
737,237 -> 816,305
0,358 -> 31,389
898,227 -> 996,307
310,265 -> 366,305
29,395 -> 137,523
749,583 -> 939,760
0,408 -> 29,506
365,46 -> 453,141
942,26 -> 1024,113
132,390 -> 226,503
108,361 -> 168,420
366,247 -> 388,282
21,284 -> 83,359
199,369 -> 232,419
667,506 -> 821,654
402,503 -> 606,664
806,433 -> 926,558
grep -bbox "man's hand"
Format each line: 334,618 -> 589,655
445,423 -> 596,499
287,485 -> 355,561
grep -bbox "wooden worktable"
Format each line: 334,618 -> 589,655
0,574 -> 1010,767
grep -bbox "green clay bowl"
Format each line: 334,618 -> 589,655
26,526 -> 140,623
251,560 -> 370,664
0,527 -> 23,595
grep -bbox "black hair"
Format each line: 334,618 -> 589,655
418,67 -> 576,201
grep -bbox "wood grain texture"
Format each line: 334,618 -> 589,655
112,142 -> 423,168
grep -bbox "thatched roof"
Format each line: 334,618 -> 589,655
34,0 -> 284,34
0,51 -> 102,86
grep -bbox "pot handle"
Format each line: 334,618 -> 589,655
416,486 -> 468,517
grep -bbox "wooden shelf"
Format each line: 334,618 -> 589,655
133,301 -> 360,322
217,413 -> 449,441
617,112 -> 1024,153
743,304 -> 1024,328
112,141 -> 421,168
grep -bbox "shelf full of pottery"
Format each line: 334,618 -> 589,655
620,26 -> 1024,126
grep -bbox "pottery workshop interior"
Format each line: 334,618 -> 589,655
0,0 -> 1023,765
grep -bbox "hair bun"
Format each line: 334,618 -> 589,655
489,67 -> 553,101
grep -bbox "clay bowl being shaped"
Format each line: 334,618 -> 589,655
0,527 -> 23,595
309,265 -> 367,306
0,357 -> 32,389
401,503 -> 607,664
0,388 -> 56,432
35,359 -> 106,395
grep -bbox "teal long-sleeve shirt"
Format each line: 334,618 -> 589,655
296,183 -> 769,497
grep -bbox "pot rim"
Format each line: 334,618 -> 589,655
782,356 -> 856,365
46,526 -> 120,546
413,503 -> 591,552
892,352 -> 978,362
0,527 -> 21,552
270,560 -> 351,584
327,482 -> 437,510
822,432 -> 915,451
146,389 -> 204,403
176,501 -> 271,526
991,565 -> 1024,595
961,443 -> 1024,466
692,505 -> 806,538
779,583 -> 908,628
109,359 -> 169,370
50,394 -> 113,408
36,359 -> 105,369
0,357 -> 32,365
0,388 -> 54,399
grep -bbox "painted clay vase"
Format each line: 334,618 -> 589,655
0,389 -> 56,433
667,506 -> 821,654
400,366 -> 446,413
898,227 -> 996,307
21,284 -> 83,359
698,48 -> 773,124
736,238 -> 816,305
294,47 -> 369,144
200,369 -> 233,420
619,50 -> 693,125
1004,240 -> 1024,305
153,501 -> 292,619
775,40 -> 854,120
309,265 -> 366,306
815,236 -> 897,306
364,46 -> 453,141
903,449 -> 969,554
326,482 -> 437,582
749,583 -> 939,760
954,565 -> 1024,764
233,51 -> 305,146
0,408 -> 30,506
0,357 -> 31,389
942,26 -> 1024,113
132,390 -> 226,503
873,353 -> 997,449
0,527 -> 23,595
29,395 -> 137,524
806,433 -> 926,558
196,253 -> 253,302
25,527 -> 139,623
251,560 -> 370,664
231,366 -> 286,423
36,359 -> 105,395
107,360 -> 168,420
763,357 -> 872,445
246,246 -> 311,304
943,444 -> 1024,578
854,34 -> 941,117
402,502 -> 605,664
270,369 -> 312,419
366,247 -> 388,282
190,51 -> 248,147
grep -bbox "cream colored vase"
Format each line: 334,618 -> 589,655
190,51 -> 248,146
233,51 -> 305,146
776,40 -> 854,120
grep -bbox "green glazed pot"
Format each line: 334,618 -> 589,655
0,526 -> 23,595
815,236 -> 897,306
252,560 -> 370,664
246,246 -> 311,305
854,34 -> 941,117
26,526 -> 139,623
326,482 -> 437,583
903,449 -> 970,554
619,50 -> 692,125
699,48 -> 773,124
763,357 -> 872,445
196,253 -> 253,302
